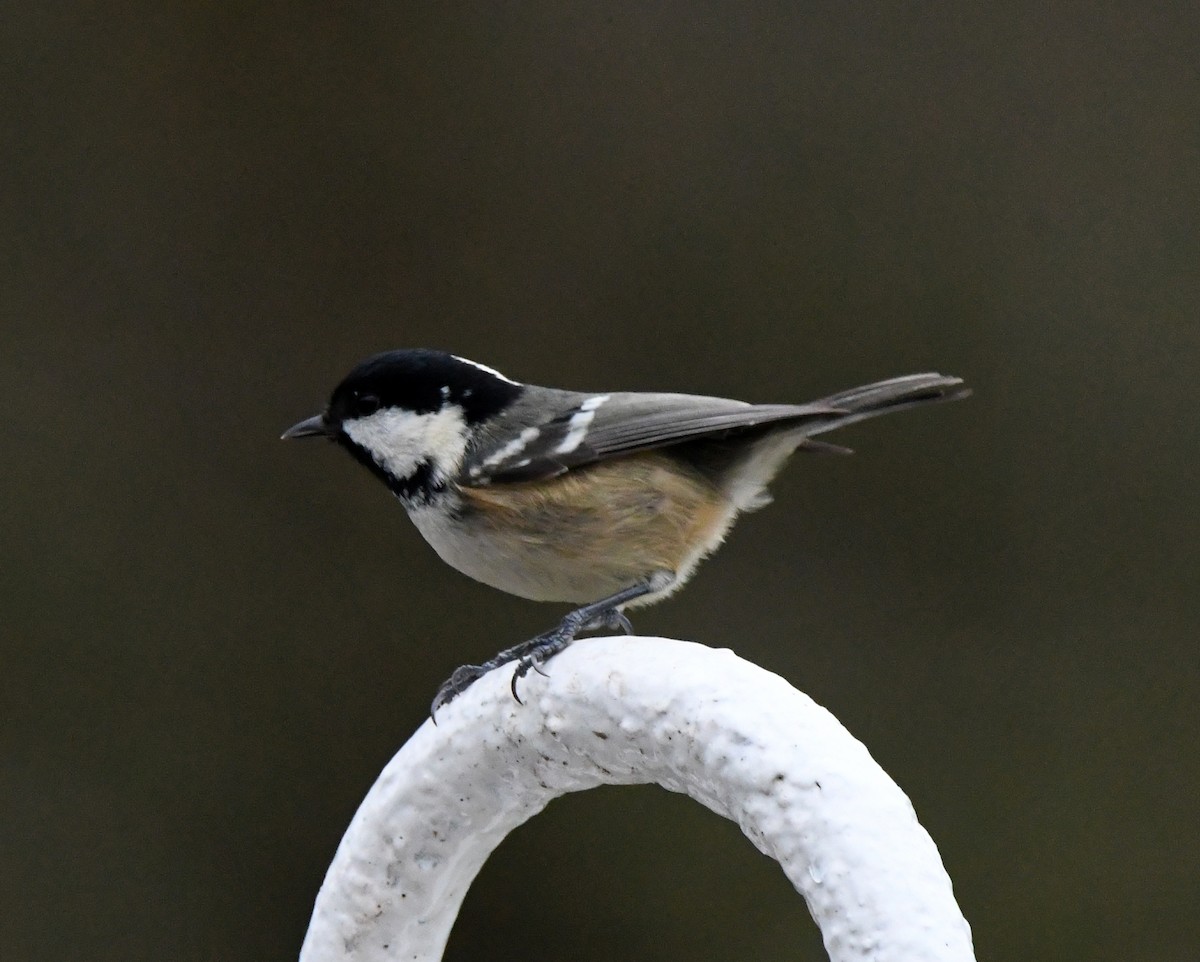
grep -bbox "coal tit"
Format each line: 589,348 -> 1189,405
283,349 -> 968,713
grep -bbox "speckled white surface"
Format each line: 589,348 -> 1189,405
299,637 -> 975,962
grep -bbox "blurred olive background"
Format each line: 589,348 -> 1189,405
3,2 -> 1197,960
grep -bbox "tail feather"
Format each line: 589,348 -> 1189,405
719,372 -> 966,510
801,373 -> 969,438
797,438 -> 856,455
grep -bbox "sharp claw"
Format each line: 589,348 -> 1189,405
429,663 -> 491,719
582,607 -> 633,636
430,684 -> 458,720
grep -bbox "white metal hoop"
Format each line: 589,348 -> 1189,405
300,637 -> 974,961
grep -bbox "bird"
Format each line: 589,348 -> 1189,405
282,349 -> 969,713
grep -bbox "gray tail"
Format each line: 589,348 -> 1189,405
798,373 -> 970,449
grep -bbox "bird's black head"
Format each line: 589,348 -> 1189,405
282,349 -> 523,502
327,349 -> 524,427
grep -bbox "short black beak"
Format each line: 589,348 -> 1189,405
280,414 -> 331,440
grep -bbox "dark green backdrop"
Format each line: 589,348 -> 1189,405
4,3 -> 1197,960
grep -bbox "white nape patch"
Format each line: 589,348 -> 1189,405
343,405 -> 469,483
452,355 -> 519,386
554,394 -> 610,454
476,427 -> 541,474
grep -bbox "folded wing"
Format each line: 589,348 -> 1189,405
462,373 -> 967,485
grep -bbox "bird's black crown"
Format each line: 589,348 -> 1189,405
326,349 -> 522,427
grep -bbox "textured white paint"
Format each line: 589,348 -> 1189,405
451,355 -> 519,385
342,405 -> 468,483
554,393 -> 610,454
300,637 -> 975,962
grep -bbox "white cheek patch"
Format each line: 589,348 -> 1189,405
452,355 -> 518,385
554,394 -> 610,454
343,405 -> 469,481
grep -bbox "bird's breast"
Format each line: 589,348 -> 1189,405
408,453 -> 739,604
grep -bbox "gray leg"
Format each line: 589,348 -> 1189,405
431,571 -> 674,717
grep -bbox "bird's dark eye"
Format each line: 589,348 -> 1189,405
355,393 -> 381,416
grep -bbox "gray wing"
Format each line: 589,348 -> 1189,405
460,372 -> 967,485
461,390 -> 841,484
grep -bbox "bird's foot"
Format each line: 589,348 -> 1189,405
509,628 -> 575,702
429,571 -> 672,719
432,607 -> 600,717
430,662 -> 493,718
506,598 -> 652,701
429,634 -> 538,718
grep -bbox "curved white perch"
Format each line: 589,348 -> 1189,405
300,637 -> 974,962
